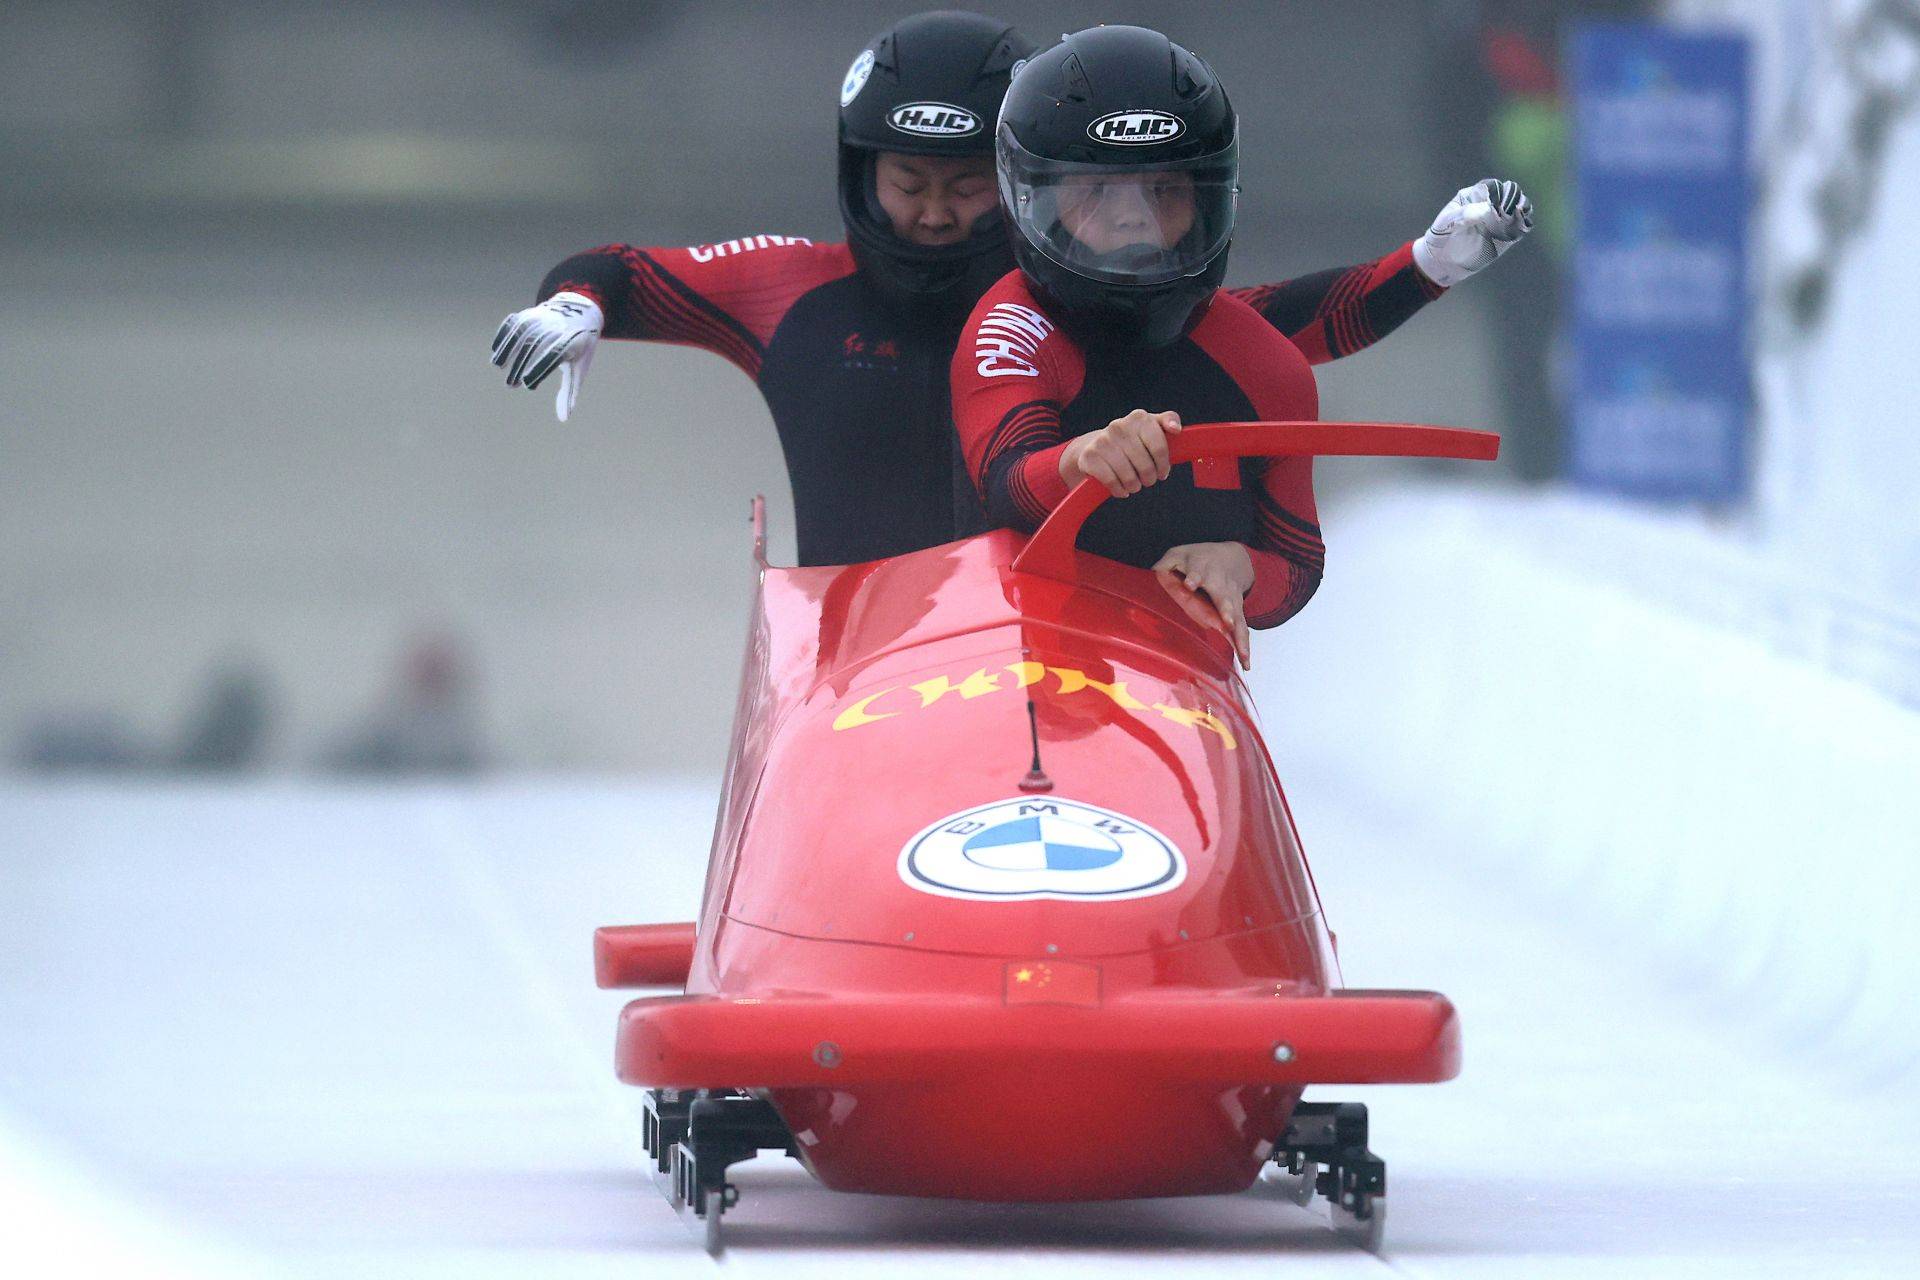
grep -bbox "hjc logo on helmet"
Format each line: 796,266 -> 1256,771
887,102 -> 982,137
1087,109 -> 1186,146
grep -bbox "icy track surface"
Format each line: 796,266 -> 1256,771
3,777 -> 1917,1278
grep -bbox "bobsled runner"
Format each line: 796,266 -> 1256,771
596,421 -> 1497,1252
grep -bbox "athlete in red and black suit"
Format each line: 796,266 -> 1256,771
954,26 -> 1535,665
955,275 -> 1325,651
522,231 -> 1446,569
490,14 -> 1530,570
533,234 -> 973,568
520,233 -> 1460,571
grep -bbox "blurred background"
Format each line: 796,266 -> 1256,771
4,0 -> 1919,1275
0,0 -> 1609,774
7,0 -> 1913,774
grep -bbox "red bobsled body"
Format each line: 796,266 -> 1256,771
599,423 -> 1491,1203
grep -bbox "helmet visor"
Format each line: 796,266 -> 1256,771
998,127 -> 1238,286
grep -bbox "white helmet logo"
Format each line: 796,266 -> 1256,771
841,49 -> 876,107
1088,109 -> 1186,146
888,102 -> 982,138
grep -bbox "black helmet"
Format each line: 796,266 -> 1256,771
996,26 -> 1240,348
838,10 -> 1035,324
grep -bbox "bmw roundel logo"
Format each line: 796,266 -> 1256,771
899,797 -> 1187,901
841,49 -> 876,107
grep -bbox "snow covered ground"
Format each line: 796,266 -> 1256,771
3,775 -> 1916,1278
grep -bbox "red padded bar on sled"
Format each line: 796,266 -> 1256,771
594,923 -> 696,989
615,989 -> 1460,1088
1013,421 -> 1501,583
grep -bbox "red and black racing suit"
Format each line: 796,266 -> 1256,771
539,236 -> 1442,567
951,273 -> 1331,630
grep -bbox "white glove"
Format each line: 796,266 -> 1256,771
1412,178 -> 1534,289
490,291 -> 602,422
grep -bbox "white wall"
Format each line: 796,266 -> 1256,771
1667,0 -> 1920,687
1256,486 -> 1920,1091
1766,104 -> 1920,614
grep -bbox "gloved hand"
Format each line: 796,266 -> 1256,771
490,291 -> 603,422
1412,179 -> 1534,289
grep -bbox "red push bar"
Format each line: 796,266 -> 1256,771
1012,421 -> 1500,583
594,923 -> 697,989
615,989 -> 1460,1088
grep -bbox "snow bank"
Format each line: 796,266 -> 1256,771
1257,486 -> 1920,1091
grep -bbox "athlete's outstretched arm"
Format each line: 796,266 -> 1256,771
491,235 -> 851,419
1227,244 -> 1444,366
1228,178 -> 1533,365
533,238 -> 831,367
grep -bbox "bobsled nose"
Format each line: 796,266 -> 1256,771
614,989 -> 1458,1201
615,990 -> 1460,1090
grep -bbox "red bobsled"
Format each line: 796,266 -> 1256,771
596,421 -> 1497,1249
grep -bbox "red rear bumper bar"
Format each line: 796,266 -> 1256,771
615,990 -> 1460,1088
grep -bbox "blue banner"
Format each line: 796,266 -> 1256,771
1568,24 -> 1749,500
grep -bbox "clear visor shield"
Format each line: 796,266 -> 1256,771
1000,131 -> 1238,286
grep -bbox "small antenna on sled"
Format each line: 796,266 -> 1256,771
1019,699 -> 1052,793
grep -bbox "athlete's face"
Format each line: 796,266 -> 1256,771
1056,172 -> 1197,254
874,152 -> 998,246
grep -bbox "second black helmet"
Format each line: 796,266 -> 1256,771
996,26 -> 1240,347
838,10 -> 1035,323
